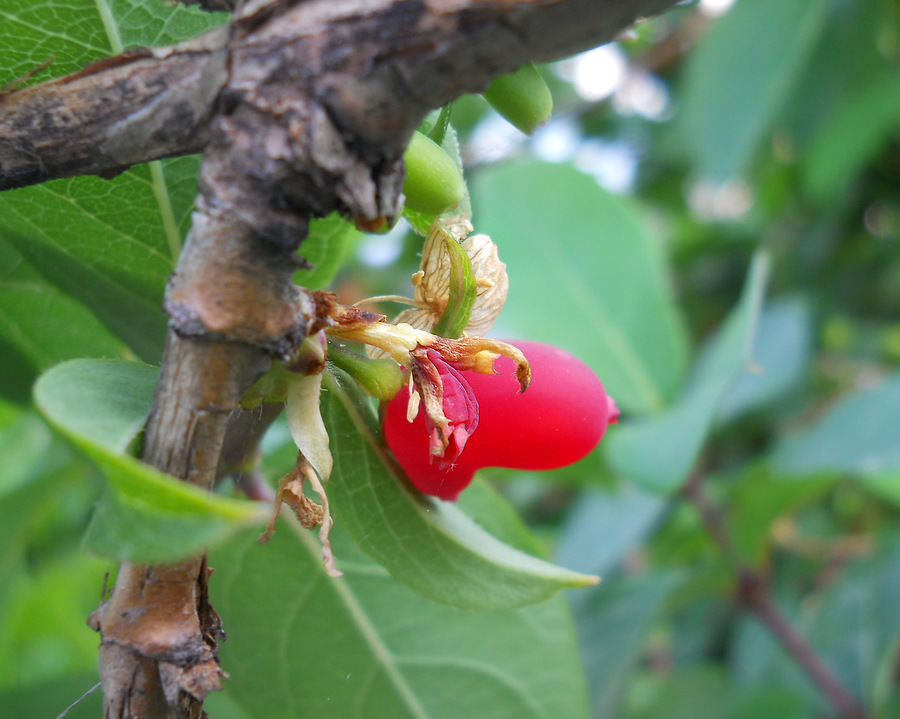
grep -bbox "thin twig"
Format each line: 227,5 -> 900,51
682,473 -> 867,719
55,683 -> 101,719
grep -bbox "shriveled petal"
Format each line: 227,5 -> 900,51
430,336 -> 531,392
409,347 -> 480,468
462,233 -> 508,336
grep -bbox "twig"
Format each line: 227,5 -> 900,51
55,682 -> 101,719
682,473 -> 867,719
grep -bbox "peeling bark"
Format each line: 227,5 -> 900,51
1,0 -> 681,716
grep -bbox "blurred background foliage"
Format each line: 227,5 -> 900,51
2,0 -> 900,716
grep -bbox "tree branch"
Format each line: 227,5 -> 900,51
1,0 -> 674,192
682,475 -> 867,719
0,29 -> 229,191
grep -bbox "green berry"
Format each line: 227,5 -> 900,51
483,64 -> 553,135
402,131 -> 465,216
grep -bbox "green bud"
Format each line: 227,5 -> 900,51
483,64 -> 553,135
403,130 -> 465,216
327,341 -> 405,401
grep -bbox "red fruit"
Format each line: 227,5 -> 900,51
384,340 -> 618,501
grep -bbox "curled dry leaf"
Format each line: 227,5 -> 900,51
260,454 -> 341,577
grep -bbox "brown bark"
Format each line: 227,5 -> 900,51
0,0 -> 676,192
2,0 -> 680,716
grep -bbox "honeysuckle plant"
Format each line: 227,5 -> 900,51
10,3 -> 893,719
264,210 -> 617,567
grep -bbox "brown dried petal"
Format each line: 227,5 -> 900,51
430,336 -> 531,392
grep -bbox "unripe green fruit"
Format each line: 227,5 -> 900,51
483,64 -> 553,135
402,131 -> 465,216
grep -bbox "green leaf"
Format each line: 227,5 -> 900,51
772,374 -> 900,475
294,214 -> 363,290
474,161 -> 688,415
0,282 -> 127,374
777,0 -> 887,153
731,466 -> 834,566
731,535 -> 900,712
0,675 -> 102,719
627,665 -> 732,719
0,552 -> 109,689
431,224 -> 477,338
0,412 -> 75,581
716,297 -> 813,425
0,1 -> 227,361
604,253 -> 770,493
455,477 -> 548,557
555,485 -> 666,576
33,359 -> 267,562
210,519 -> 590,719
421,105 -> 452,144
803,72 -> 900,203
576,572 -> 679,719
322,372 -> 598,610
680,0 -> 832,180
771,371 -> 900,508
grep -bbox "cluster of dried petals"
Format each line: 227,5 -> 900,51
326,315 -> 530,466
330,220 -> 526,469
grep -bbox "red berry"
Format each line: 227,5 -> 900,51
384,341 -> 618,500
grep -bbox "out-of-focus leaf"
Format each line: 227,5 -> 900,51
627,665 -> 731,719
294,214 -> 362,290
681,0 -> 831,181
0,283 -> 127,372
629,665 -> 808,719
716,297 -> 813,425
0,412 -> 74,580
0,1 -> 226,361
33,359 -> 267,562
0,675 -> 101,719
474,161 -> 688,415
725,688 -> 809,719
203,690 -> 256,719
322,372 -> 598,610
780,0 -> 889,155
605,253 -> 769,493
0,553 -> 108,690
731,536 -> 900,713
576,572 -> 679,718
35,359 -> 159,453
771,372 -> 900,507
731,466 -> 834,566
211,519 -> 590,719
555,484 -> 666,576
803,72 -> 900,203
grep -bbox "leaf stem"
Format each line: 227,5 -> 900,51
682,473 -> 867,719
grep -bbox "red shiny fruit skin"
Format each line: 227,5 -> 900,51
383,340 -> 614,501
